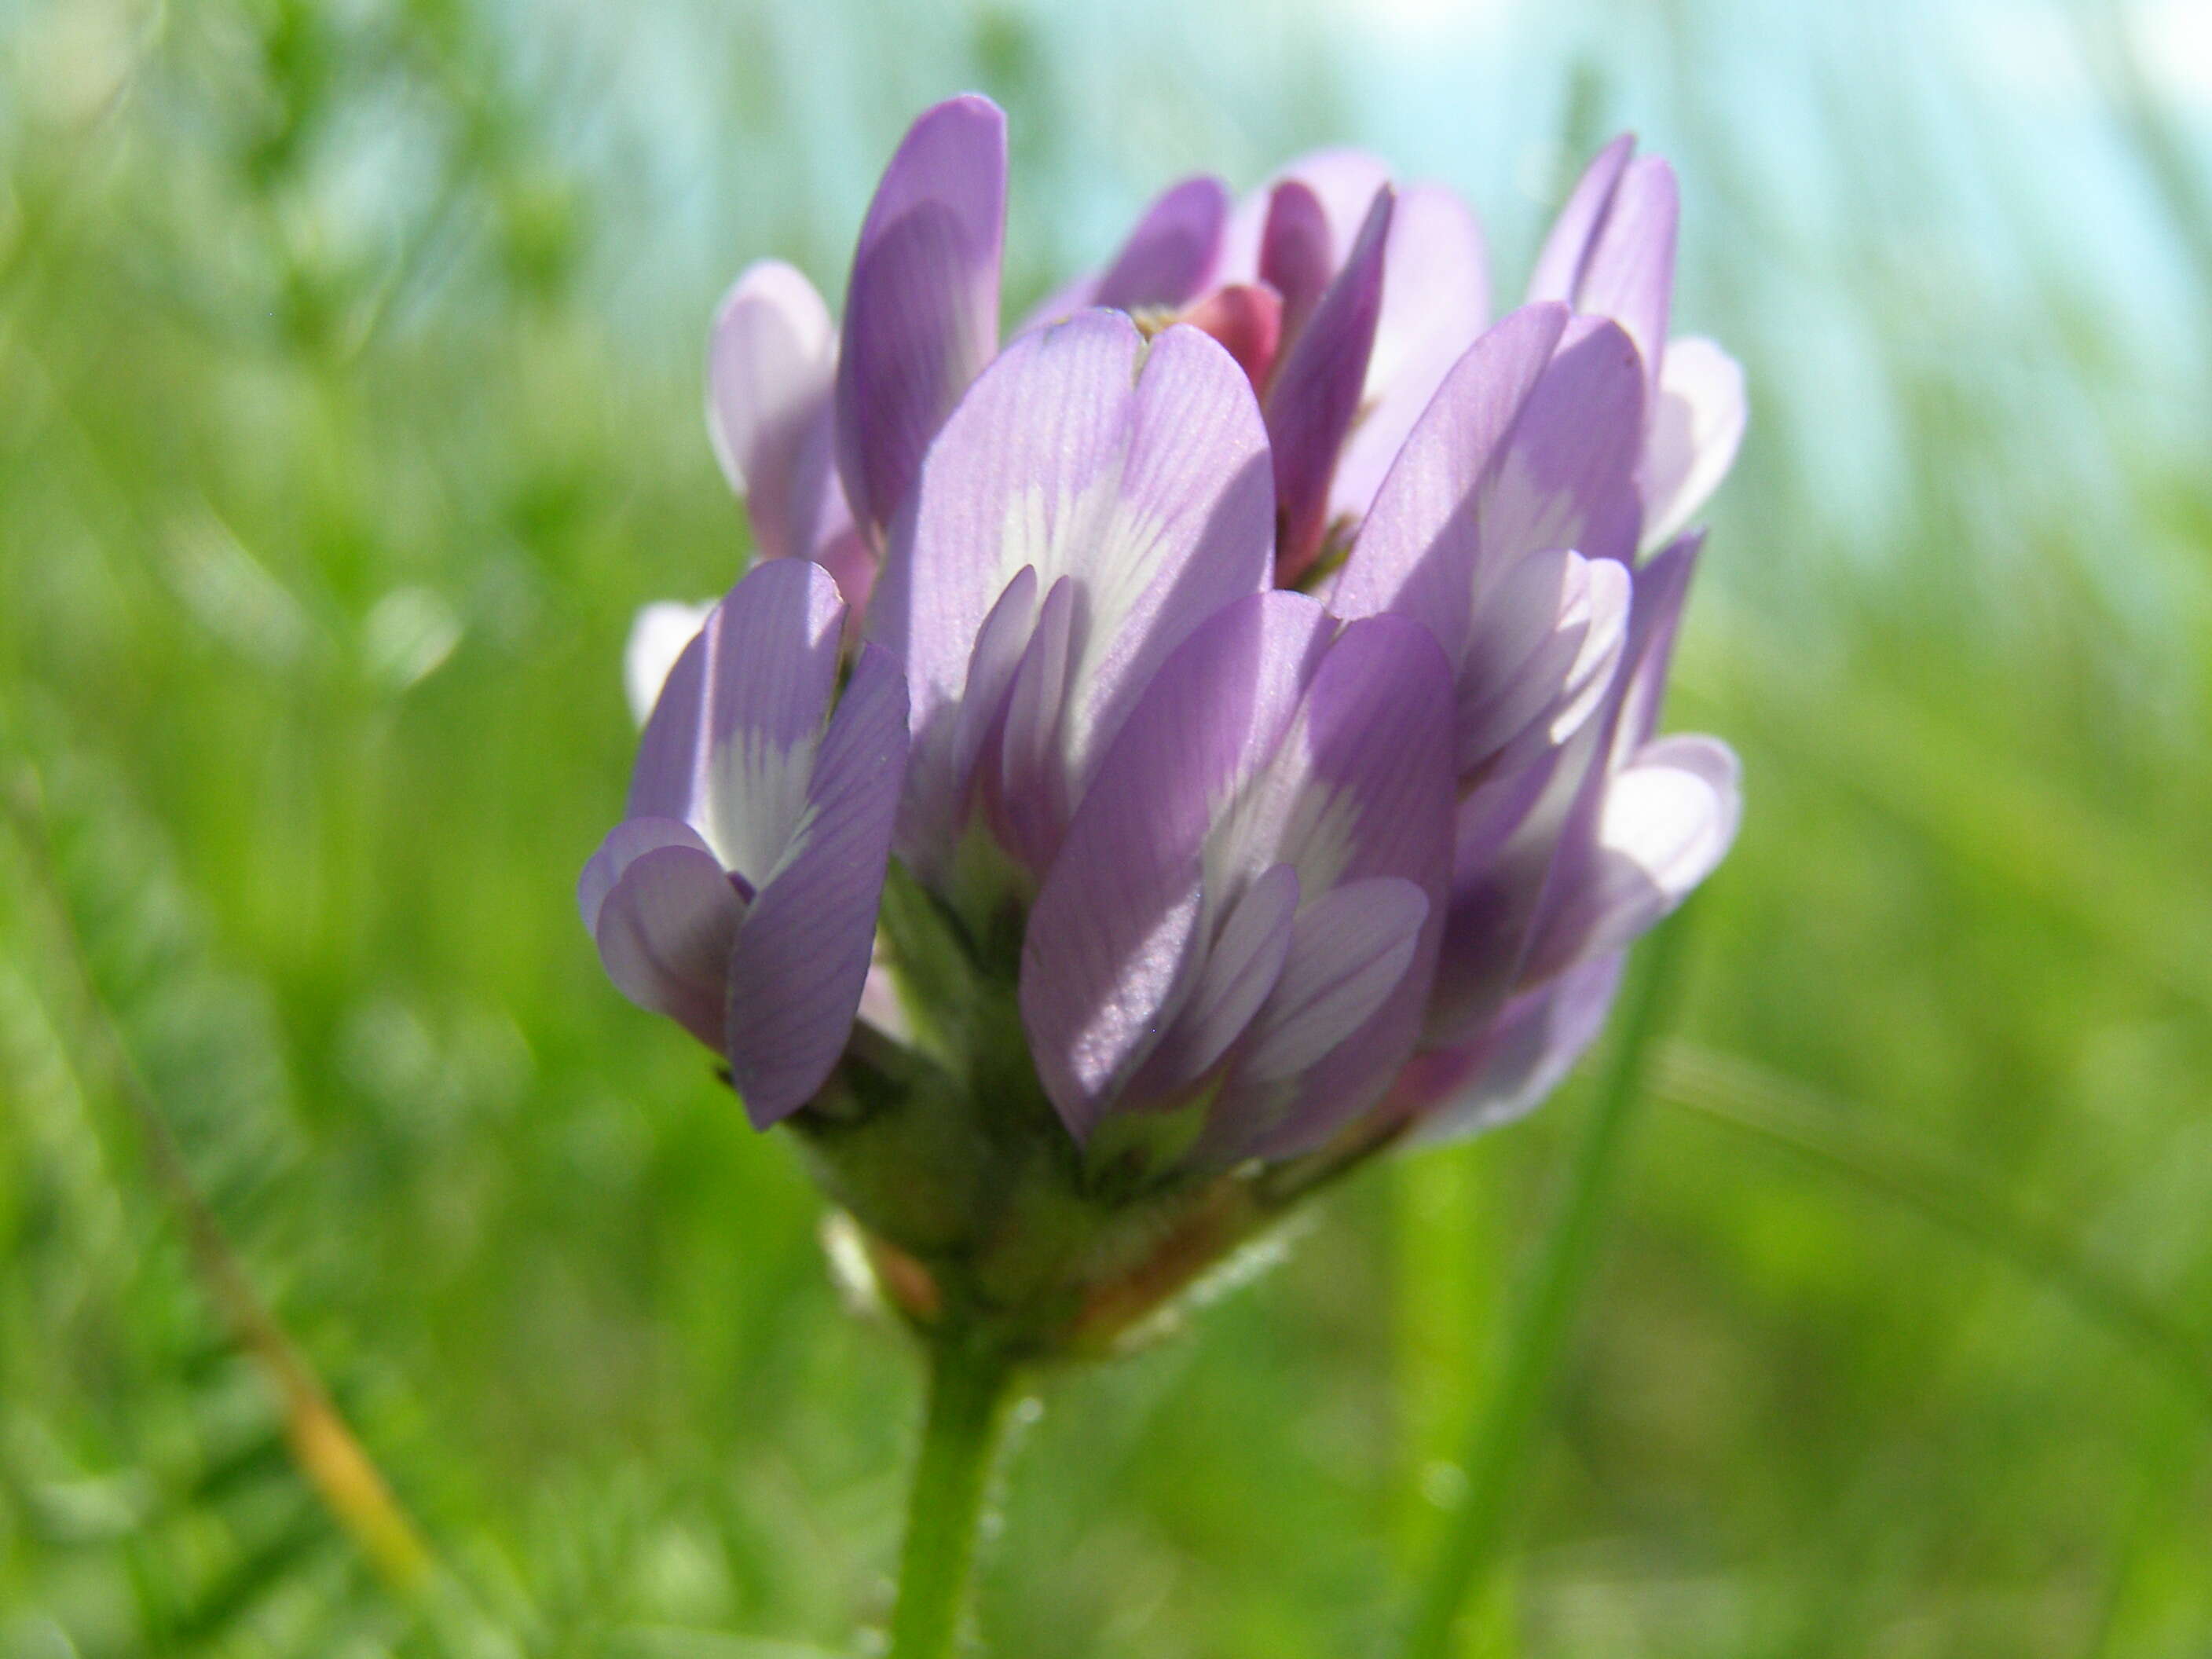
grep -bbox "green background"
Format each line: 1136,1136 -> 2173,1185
3,0 -> 2210,1653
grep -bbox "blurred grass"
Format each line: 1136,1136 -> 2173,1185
3,0 -> 2211,1655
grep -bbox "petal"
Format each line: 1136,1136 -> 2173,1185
1394,950 -> 1624,1142
1529,138 -> 1677,396
706,261 -> 850,565
623,599 -> 713,728
628,560 -> 846,890
1258,178 -> 1335,349
1266,185 -> 1393,580
579,815 -> 726,933
1615,529 -> 1703,755
872,311 -> 1273,877
1117,860 -> 1301,1106
912,562 -> 1037,859
1236,876 -> 1429,1084
1522,732 -> 1739,982
991,573 -> 1079,870
1454,548 -> 1631,778
1331,302 -> 1569,662
1020,592 -> 1335,1137
835,95 -> 1008,540
1222,147 -> 1397,280
1180,281 -> 1283,390
1638,337 -> 1745,553
585,826 -> 746,1052
1326,181 -> 1491,529
1205,613 -> 1459,1157
1526,135 -> 1635,302
1422,712 -> 1611,1045
1092,175 -> 1232,313
1335,305 -> 1646,754
723,643 -> 911,1125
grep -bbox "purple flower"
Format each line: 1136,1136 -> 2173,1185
590,97 -> 1744,1339
581,560 -> 908,1126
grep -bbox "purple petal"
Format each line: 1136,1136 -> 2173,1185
1522,733 -> 1739,981
1335,305 -> 1647,768
1205,613 -> 1458,1158
1638,336 -> 1745,553
706,261 -> 851,566
1331,302 -> 1569,661
872,311 -> 1273,877
627,560 -> 845,890
723,643 -> 910,1125
1237,877 -> 1428,1084
1258,178 -> 1335,350
1024,592 -> 1456,1157
1222,148 -> 1397,280
1266,185 -> 1393,580
1529,138 -> 1677,396
1092,175 -> 1232,313
1615,529 -> 1704,755
1422,712 -> 1611,1046
1326,181 -> 1491,530
990,573 -> 1079,870
1393,950 -> 1624,1143
1526,135 -> 1635,304
1020,592 -> 1335,1137
1454,548 -> 1632,778
585,823 -> 746,1052
1117,861 -> 1301,1107
835,95 -> 1007,540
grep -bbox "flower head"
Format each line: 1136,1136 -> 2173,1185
590,97 -> 1743,1350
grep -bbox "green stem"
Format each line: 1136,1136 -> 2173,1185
1399,908 -> 1697,1659
888,1328 -> 1020,1659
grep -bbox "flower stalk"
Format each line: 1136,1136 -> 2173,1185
888,1328 -> 1024,1659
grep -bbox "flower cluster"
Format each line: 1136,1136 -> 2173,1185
583,96 -> 1741,1348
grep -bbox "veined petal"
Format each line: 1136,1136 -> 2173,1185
1258,178 -> 1335,350
1527,135 -> 1634,302
1422,711 -> 1610,1045
1020,592 -> 1331,1136
1236,876 -> 1428,1084
1393,950 -> 1624,1143
723,643 -> 910,1125
628,560 -> 846,891
1327,181 -> 1491,529
1454,548 -> 1632,778
1024,593 -> 1455,1158
707,262 -> 849,566
1331,302 -> 1567,662
1204,612 -> 1457,1158
583,821 -> 745,1052
1529,137 -> 1677,397
1639,337 -> 1745,553
1221,147 -> 1396,280
836,94 -> 1007,540
1335,305 -> 1645,767
1092,175 -> 1232,313
1615,529 -> 1704,756
623,599 -> 713,728
873,310 -> 1273,877
991,573 -> 1079,870
1522,733 -> 1738,980
1117,860 -> 1301,1108
1267,186 -> 1393,581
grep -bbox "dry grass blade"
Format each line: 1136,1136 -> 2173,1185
4,765 -> 438,1597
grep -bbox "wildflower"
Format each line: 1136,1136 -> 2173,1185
595,95 -> 1741,1339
